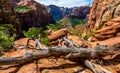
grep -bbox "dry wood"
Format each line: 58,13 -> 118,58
63,37 -> 79,47
1,38 -> 120,73
0,44 -> 118,65
85,60 -> 111,73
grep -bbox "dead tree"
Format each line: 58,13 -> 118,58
0,38 -> 120,73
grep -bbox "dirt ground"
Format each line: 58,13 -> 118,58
0,38 -> 120,73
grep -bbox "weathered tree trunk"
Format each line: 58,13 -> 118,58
0,45 -> 118,65
1,38 -> 120,73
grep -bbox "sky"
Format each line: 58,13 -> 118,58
35,0 -> 94,7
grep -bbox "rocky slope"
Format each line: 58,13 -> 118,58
87,0 -> 120,29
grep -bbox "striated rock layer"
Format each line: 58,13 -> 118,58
89,17 -> 120,41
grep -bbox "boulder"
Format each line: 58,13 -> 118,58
48,28 -> 70,41
68,35 -> 91,48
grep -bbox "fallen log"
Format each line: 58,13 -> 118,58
0,44 -> 119,65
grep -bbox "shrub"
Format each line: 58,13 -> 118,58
23,27 -> 51,46
46,23 -> 63,31
42,37 -> 51,46
14,6 -> 34,13
0,24 -> 15,51
82,31 -> 95,40
23,27 -> 46,38
96,24 -> 104,30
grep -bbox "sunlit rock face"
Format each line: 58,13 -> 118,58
68,6 -> 90,19
87,0 -> 120,29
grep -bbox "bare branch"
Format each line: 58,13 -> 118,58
85,60 -> 111,73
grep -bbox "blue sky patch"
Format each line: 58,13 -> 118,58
35,0 -> 93,7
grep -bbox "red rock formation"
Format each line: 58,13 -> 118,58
14,0 -> 55,32
89,17 -> 120,41
87,0 -> 120,30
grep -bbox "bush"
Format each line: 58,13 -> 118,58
82,31 -> 95,40
23,27 -> 51,46
14,6 -> 33,13
46,23 -> 63,31
42,37 -> 51,46
95,24 -> 104,30
23,27 -> 46,38
0,24 -> 15,51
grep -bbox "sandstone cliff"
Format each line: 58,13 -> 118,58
87,0 -> 120,29
0,0 -> 55,35
15,0 -> 55,33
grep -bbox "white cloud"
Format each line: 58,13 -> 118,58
35,0 -> 92,7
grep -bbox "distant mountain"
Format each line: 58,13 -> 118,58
68,6 -> 90,19
48,5 -> 91,21
48,5 -> 72,21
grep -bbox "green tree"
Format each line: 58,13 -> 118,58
46,23 -> 63,31
0,1 -> 16,52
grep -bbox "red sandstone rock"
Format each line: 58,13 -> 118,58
87,0 -> 120,30
111,17 -> 120,22
116,33 -> 120,37
89,17 -> 120,41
